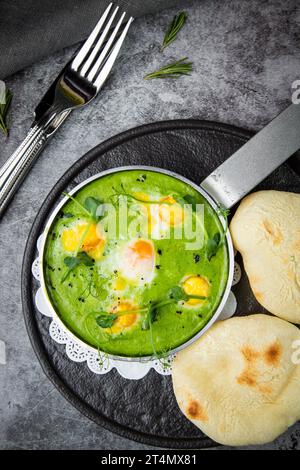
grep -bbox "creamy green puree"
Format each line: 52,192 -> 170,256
44,170 -> 229,357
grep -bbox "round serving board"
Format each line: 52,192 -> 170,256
22,120 -> 300,449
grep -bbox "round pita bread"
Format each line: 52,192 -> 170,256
230,190 -> 300,323
172,314 -> 300,446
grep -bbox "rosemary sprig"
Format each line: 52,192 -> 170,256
0,88 -> 13,136
162,11 -> 187,50
144,57 -> 193,80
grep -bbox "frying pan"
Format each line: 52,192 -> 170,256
38,104 -> 300,361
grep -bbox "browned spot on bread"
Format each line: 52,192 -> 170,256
241,346 -> 260,363
253,291 -> 264,302
237,370 -> 257,387
249,275 -> 261,285
293,237 -> 300,251
237,342 -> 280,393
287,268 -> 295,281
258,384 -> 272,394
186,400 -> 208,421
262,220 -> 283,245
263,342 -> 282,367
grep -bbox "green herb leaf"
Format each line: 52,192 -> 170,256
96,313 -> 117,328
76,251 -> 95,266
0,87 -> 13,137
142,303 -> 160,330
206,204 -> 230,261
206,232 -> 221,261
63,256 -> 81,270
174,194 -> 197,211
162,11 -> 187,50
63,193 -> 104,221
144,57 -> 193,80
61,252 -> 94,282
168,286 -> 189,301
84,196 -> 104,221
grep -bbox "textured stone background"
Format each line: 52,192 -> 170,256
0,0 -> 299,450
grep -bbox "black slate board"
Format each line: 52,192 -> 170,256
21,120 -> 300,449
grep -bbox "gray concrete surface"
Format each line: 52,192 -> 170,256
0,0 -> 299,450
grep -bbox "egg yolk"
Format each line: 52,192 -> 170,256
113,277 -> 127,291
159,195 -> 184,226
131,239 -> 154,260
109,301 -> 138,334
132,192 -> 151,202
182,275 -> 210,306
61,222 -> 105,260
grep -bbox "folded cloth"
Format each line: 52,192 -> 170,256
0,0 -> 185,79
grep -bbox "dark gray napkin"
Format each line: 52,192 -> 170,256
0,0 -> 184,79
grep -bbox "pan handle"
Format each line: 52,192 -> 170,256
201,104 -> 300,208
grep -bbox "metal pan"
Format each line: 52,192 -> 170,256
39,104 -> 300,361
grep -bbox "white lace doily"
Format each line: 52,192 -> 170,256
32,234 -> 241,380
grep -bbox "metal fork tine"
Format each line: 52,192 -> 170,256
90,16 -> 133,87
80,5 -> 120,77
71,2 -> 113,71
86,11 -> 126,81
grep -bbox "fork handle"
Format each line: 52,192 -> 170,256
0,111 -> 69,219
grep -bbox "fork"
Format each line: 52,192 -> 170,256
0,3 -> 133,218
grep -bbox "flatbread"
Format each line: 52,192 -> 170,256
172,314 -> 300,446
230,190 -> 300,323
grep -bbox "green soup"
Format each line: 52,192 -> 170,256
44,170 -> 229,357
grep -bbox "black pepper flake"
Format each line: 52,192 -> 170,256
157,249 -> 162,255
193,254 -> 200,263
176,311 -> 182,315
137,174 -> 147,182
68,283 -> 73,288
155,265 -> 160,269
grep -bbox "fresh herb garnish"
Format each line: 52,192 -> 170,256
206,204 -> 230,261
94,286 -> 208,331
84,196 -> 104,221
174,194 -> 197,211
96,313 -> 118,328
206,232 -> 221,261
63,193 -> 104,221
162,11 -> 187,50
0,87 -> 12,137
144,57 -> 193,80
61,252 -> 94,282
